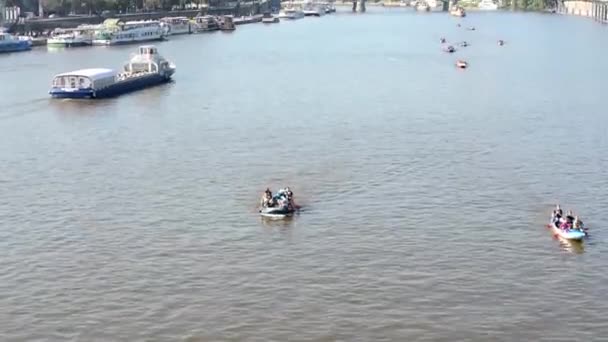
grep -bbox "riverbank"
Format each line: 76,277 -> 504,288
7,2 -> 268,34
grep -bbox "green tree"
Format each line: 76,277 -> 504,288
516,0 -> 528,9
528,0 -> 545,10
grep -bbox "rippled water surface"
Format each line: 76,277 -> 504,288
2,9 -> 608,341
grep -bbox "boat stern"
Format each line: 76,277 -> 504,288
49,87 -> 95,99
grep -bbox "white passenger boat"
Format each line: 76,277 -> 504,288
47,28 -> 94,47
49,45 -> 175,99
93,20 -> 165,45
160,17 -> 191,35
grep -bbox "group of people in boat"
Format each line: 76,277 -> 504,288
260,187 -> 296,211
551,205 -> 584,231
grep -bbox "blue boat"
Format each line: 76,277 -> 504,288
0,32 -> 32,53
49,45 -> 176,99
549,221 -> 586,241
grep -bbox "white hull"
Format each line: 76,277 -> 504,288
278,10 -> 305,19
47,36 -> 92,46
167,25 -> 191,35
92,35 -> 163,46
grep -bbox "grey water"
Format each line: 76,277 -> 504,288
1,8 -> 608,341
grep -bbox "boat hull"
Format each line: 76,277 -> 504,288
0,42 -> 32,53
50,74 -> 171,99
92,36 -> 164,46
259,206 -> 294,219
47,41 -> 91,47
549,222 -> 586,241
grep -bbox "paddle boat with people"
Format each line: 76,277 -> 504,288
259,187 -> 298,219
548,205 -> 587,241
456,60 -> 468,69
443,45 -> 456,53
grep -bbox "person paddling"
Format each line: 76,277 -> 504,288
573,216 -> 584,230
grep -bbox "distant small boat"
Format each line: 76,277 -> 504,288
498,39 -> 505,46
303,4 -> 325,16
443,45 -> 456,53
278,8 -> 305,19
456,60 -> 468,68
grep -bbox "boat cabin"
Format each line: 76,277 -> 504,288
51,68 -> 116,90
122,45 -> 171,75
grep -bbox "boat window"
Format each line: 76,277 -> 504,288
53,77 -> 65,87
69,76 -> 77,88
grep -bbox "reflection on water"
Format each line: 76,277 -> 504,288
557,238 -> 585,254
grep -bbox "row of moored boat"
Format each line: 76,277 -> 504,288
1,3 -> 337,51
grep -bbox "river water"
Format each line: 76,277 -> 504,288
2,9 -> 608,341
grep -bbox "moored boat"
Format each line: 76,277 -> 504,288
47,28 -> 93,47
18,36 -> 47,46
192,15 -> 220,32
262,12 -> 280,23
160,17 -> 192,35
415,0 -> 444,11
49,45 -> 175,99
219,15 -> 236,30
233,15 -> 263,25
278,8 -> 305,19
0,31 -> 32,53
93,19 -> 165,45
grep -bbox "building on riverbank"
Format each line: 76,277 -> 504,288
558,0 -> 608,23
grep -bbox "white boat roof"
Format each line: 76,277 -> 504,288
54,68 -> 116,80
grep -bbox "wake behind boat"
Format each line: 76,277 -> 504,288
548,205 -> 587,241
259,187 -> 298,219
